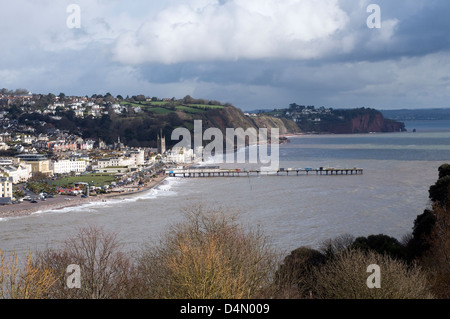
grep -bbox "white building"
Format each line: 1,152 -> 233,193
69,102 -> 83,110
165,147 -> 195,164
83,140 -> 95,150
89,105 -> 103,117
97,157 -> 121,169
0,164 -> 32,184
0,158 -> 13,166
51,159 -> 87,175
74,109 -> 85,118
22,135 -> 35,144
98,155 -> 140,168
128,149 -> 145,166
111,104 -> 124,114
0,177 -> 13,200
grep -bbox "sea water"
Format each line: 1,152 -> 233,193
0,120 -> 449,256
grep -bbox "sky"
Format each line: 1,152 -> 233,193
1,0 -> 449,111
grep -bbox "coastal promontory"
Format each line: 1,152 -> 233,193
260,104 -> 406,134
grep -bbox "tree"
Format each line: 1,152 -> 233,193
124,128 -> 136,143
351,234 -> 407,261
135,95 -> 146,102
104,93 -> 115,104
438,164 -> 450,179
1,88 -> 12,94
405,164 -> 450,297
273,247 -> 326,298
8,105 -> 22,119
167,112 -> 183,127
319,233 -> 355,258
311,249 -> 433,299
14,88 -> 29,96
29,171 -> 49,183
47,93 -> 56,103
429,176 -> 450,204
406,209 -> 436,261
13,189 -> 25,199
183,95 -> 194,104
0,250 -> 57,299
417,204 -> 450,298
36,226 -> 137,299
289,103 -> 300,110
135,206 -> 278,299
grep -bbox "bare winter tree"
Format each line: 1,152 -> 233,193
36,226 -> 137,299
134,205 -> 279,299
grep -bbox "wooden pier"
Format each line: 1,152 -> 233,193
165,167 -> 363,178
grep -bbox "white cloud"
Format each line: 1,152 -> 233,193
1,0 -> 449,110
113,0 -> 349,64
0,69 -> 21,85
364,18 -> 399,51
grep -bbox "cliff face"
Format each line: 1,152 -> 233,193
250,115 -> 301,135
348,113 -> 406,133
298,109 -> 406,134
203,106 -> 301,135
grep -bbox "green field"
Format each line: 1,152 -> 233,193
121,101 -> 170,107
120,101 -> 144,108
148,101 -> 170,106
188,104 -> 224,109
146,107 -> 175,115
51,174 -> 117,187
175,106 -> 205,114
120,100 -> 224,115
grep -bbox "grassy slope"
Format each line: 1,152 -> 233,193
51,174 -> 117,187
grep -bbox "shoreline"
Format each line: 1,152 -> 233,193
0,134 -> 299,220
0,174 -> 168,220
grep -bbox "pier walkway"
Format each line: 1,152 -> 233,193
165,167 -> 363,178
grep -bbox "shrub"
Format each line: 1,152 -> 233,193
319,233 -> 355,258
438,164 -> 450,179
351,234 -> 407,261
36,226 -> 136,299
416,205 -> 450,298
0,250 -> 57,299
406,209 -> 436,261
134,206 -> 278,299
429,176 -> 450,205
273,247 -> 326,298
311,249 -> 433,299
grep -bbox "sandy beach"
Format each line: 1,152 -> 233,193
0,174 -> 168,219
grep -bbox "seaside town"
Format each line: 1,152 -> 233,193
0,90 -> 204,216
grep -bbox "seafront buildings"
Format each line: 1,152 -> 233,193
14,153 -> 53,176
50,158 -> 88,175
0,130 -> 197,193
0,93 -> 204,204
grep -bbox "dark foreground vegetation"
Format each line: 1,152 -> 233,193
1,164 -> 450,299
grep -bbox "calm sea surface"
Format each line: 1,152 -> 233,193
1,120 -> 450,256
